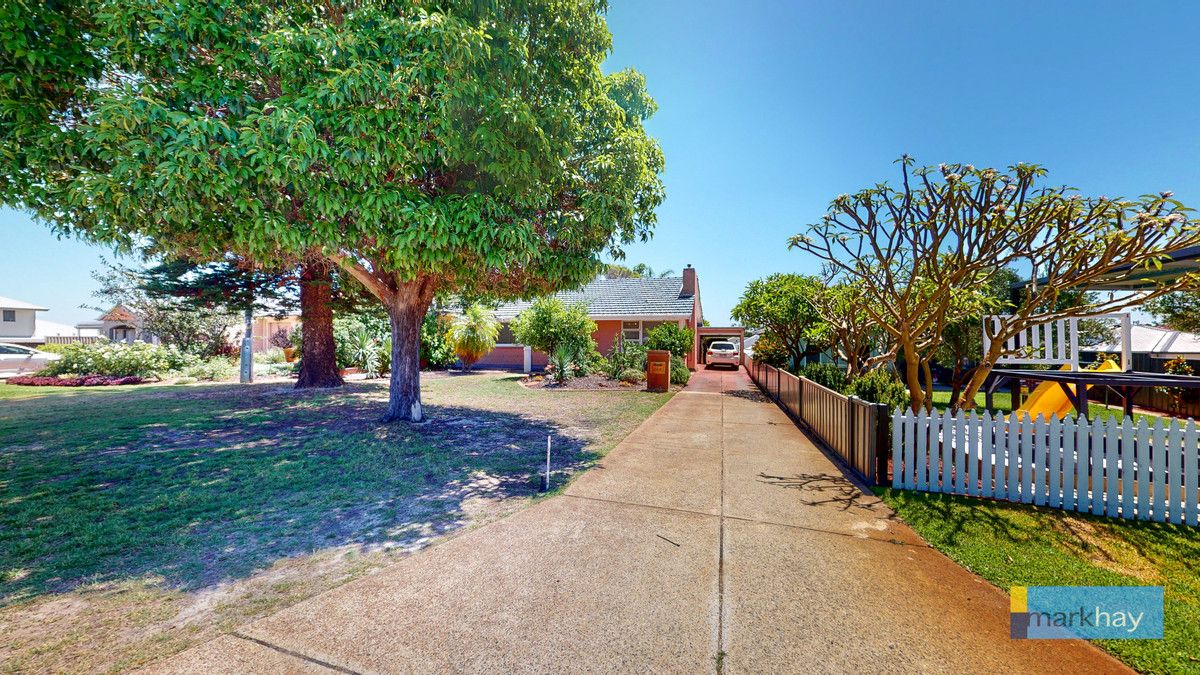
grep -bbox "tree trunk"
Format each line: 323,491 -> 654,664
382,282 -> 436,422
957,338 -> 1008,411
295,261 -> 344,389
900,339 -> 923,412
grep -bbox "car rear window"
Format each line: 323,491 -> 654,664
710,342 -> 736,350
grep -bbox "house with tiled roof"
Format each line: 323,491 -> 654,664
75,304 -> 159,344
476,265 -> 704,372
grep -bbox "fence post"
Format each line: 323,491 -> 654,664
874,403 -> 890,486
847,397 -> 858,477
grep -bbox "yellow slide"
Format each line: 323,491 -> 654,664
1016,360 -> 1121,420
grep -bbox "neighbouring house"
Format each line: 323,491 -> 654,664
0,295 -> 98,346
474,265 -> 705,372
251,315 -> 302,353
75,305 -> 159,344
1084,324 -> 1200,373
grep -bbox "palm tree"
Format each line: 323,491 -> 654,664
450,304 -> 500,370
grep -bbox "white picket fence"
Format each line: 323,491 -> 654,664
892,410 -> 1200,525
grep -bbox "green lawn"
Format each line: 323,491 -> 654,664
930,389 -> 1158,425
0,372 -> 670,672
878,489 -> 1200,674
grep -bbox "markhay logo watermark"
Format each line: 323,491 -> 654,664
1010,586 -> 1163,640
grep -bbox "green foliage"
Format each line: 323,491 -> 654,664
800,362 -> 848,392
39,341 -> 194,378
644,323 -> 694,359
550,344 -> 576,384
421,313 -> 457,368
450,304 -> 500,370
1145,292 -> 1200,334
603,335 -> 648,381
89,263 -> 238,358
845,368 -> 911,410
670,355 -> 691,385
3,1 -> 666,419
345,325 -> 387,377
256,348 -> 288,365
749,331 -> 790,368
510,297 -> 598,377
183,357 -> 238,382
732,274 -> 828,366
618,368 -> 645,384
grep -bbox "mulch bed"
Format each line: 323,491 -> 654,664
6,375 -> 146,387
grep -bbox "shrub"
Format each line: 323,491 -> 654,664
750,331 -> 789,368
7,375 -> 145,387
618,367 -> 644,384
421,312 -> 457,368
670,355 -> 691,385
255,348 -> 288,364
450,304 -> 500,370
645,324 -> 694,359
346,325 -> 384,376
549,344 -> 576,384
183,357 -> 238,382
36,342 -> 74,354
800,362 -> 848,392
268,328 -> 293,349
39,340 -> 193,378
604,335 -> 648,381
846,367 -> 911,410
510,297 -> 597,371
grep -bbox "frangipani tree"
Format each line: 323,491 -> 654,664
791,158 -> 1200,412
2,1 -> 664,421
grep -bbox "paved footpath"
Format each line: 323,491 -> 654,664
153,368 -> 1126,674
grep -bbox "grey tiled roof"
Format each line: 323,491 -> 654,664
492,277 -> 695,321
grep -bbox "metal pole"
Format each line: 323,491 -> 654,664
240,308 -> 253,384
544,435 -> 552,491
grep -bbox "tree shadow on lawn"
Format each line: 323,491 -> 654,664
0,388 -> 588,605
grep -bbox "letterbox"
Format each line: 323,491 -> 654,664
646,349 -> 671,392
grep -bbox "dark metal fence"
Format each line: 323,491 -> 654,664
746,359 -> 891,485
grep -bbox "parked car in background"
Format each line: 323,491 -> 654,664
705,340 -> 741,369
0,343 -> 61,376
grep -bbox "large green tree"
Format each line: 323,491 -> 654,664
1,1 -> 664,421
731,274 -> 828,369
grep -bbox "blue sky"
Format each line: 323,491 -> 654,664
4,0 -> 1199,326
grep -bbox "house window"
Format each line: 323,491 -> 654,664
1,310 -> 14,322
622,320 -> 642,344
110,326 -> 133,341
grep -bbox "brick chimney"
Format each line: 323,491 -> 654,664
681,264 -> 696,298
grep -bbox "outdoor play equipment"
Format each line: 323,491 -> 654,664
1015,360 -> 1121,420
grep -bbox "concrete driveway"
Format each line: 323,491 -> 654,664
152,367 -> 1125,674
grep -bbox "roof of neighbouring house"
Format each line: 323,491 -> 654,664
1091,324 -> 1200,358
490,276 -> 697,321
0,295 -> 48,311
98,304 -> 139,323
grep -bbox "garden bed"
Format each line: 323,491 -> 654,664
520,373 -> 684,391
6,375 -> 146,387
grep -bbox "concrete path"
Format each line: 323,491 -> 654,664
153,368 -> 1126,674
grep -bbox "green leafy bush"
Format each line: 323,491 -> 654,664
846,367 -> 911,410
604,336 -> 648,380
39,340 -> 193,378
645,324 -> 694,359
511,298 -> 597,373
255,348 -> 288,364
618,367 -> 644,384
549,344 -> 577,384
184,357 -> 238,381
670,355 -> 691,385
421,312 -> 457,368
800,362 -> 848,392
749,331 -> 789,368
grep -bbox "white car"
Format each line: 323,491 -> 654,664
705,341 -> 741,368
0,343 -> 61,376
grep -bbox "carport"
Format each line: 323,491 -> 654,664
696,326 -> 745,367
